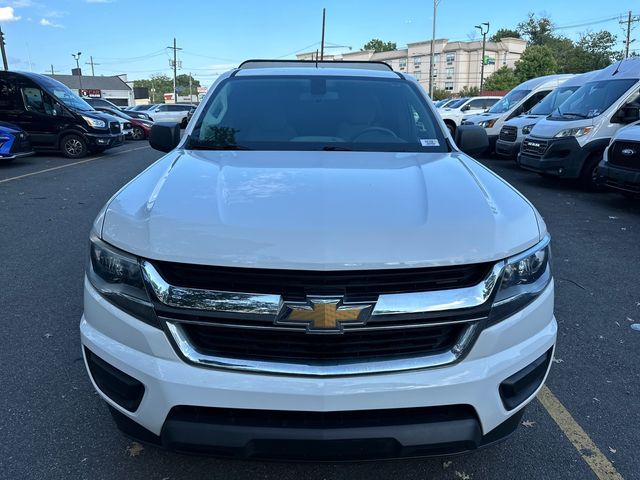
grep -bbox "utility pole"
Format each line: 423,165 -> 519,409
85,56 -> 99,76
72,51 -> 83,92
320,8 -> 326,60
0,26 -> 8,71
188,72 -> 192,104
476,22 -> 489,93
428,0 -> 438,98
168,38 -> 182,103
50,64 -> 54,75
620,11 -> 640,58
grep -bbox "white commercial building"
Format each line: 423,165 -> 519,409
47,73 -> 135,106
298,37 -> 527,94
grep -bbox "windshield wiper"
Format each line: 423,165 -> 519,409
321,145 -> 352,151
188,143 -> 253,150
560,112 -> 588,118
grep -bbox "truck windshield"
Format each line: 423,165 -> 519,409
488,89 -> 531,114
38,76 -> 93,111
189,75 -> 448,152
529,86 -> 582,116
446,98 -> 468,109
552,78 -> 638,119
552,79 -> 638,119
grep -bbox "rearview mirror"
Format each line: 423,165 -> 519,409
149,122 -> 181,152
455,125 -> 489,157
461,105 -> 470,112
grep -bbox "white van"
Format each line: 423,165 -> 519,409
438,96 -> 501,135
496,71 -> 598,158
518,59 -> 640,189
463,74 -> 573,151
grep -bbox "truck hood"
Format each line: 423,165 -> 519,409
100,150 -> 543,270
530,117 -> 596,138
464,113 -> 501,124
504,115 -> 544,128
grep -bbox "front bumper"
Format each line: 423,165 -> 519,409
495,139 -> 521,158
85,133 -> 124,148
517,137 -> 585,178
598,161 -> 640,194
81,278 -> 556,459
0,150 -> 34,160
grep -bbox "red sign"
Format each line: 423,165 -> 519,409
80,89 -> 101,98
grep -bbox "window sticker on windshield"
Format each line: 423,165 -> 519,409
587,109 -> 600,118
420,139 -> 440,147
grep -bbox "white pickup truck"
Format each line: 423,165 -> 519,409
81,60 -> 556,461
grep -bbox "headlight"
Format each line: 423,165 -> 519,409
488,236 -> 552,326
478,119 -> 497,129
82,115 -> 107,129
554,126 -> 593,138
87,233 -> 158,327
522,124 -> 536,135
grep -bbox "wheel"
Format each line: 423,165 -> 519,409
579,152 -> 605,191
180,117 -> 188,129
61,134 -> 88,159
131,126 -> 145,140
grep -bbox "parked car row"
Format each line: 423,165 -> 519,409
452,58 -> 640,196
0,70 -> 199,160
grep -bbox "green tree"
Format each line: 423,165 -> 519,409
483,66 -> 519,91
431,88 -> 453,100
515,45 -> 557,82
134,73 -> 201,102
572,31 -> 620,71
459,85 -> 480,97
134,73 -> 172,103
363,38 -> 397,52
490,28 -> 521,42
517,13 -> 554,45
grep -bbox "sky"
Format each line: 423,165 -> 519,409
0,0 -> 638,87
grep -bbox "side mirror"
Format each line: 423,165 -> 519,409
613,105 -> 640,124
149,122 -> 181,152
455,125 -> 489,157
155,107 -> 161,112
461,105 -> 470,112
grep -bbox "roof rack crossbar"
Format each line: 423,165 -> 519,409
237,59 -> 393,72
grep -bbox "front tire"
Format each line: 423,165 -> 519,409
61,134 -> 88,159
579,152 -> 605,191
131,126 -> 145,140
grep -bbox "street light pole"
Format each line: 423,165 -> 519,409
72,51 -> 83,92
428,0 -> 439,98
475,23 -> 489,93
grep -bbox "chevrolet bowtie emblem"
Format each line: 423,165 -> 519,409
277,297 -> 373,333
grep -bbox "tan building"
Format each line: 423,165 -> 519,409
298,37 -> 527,94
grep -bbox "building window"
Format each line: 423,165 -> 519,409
446,53 -> 455,64
399,58 -> 407,70
444,82 -> 454,91
446,67 -> 454,79
503,52 -> 507,66
432,53 -> 440,65
433,68 -> 438,78
413,56 -> 422,70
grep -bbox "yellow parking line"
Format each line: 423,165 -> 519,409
538,386 -> 623,480
0,145 -> 151,185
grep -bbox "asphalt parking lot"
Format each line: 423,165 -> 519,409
1,144 -> 638,480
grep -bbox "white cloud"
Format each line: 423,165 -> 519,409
39,17 -> 62,28
0,6 -> 21,22
9,0 -> 35,7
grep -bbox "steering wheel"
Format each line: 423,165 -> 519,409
351,127 -> 399,142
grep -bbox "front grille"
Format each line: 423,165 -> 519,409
182,322 -> 466,363
521,138 -> 548,157
499,126 -> 517,142
9,134 -> 31,153
109,121 -> 121,134
152,262 -> 492,301
609,141 -> 640,171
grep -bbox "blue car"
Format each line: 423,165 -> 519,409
0,122 -> 34,161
